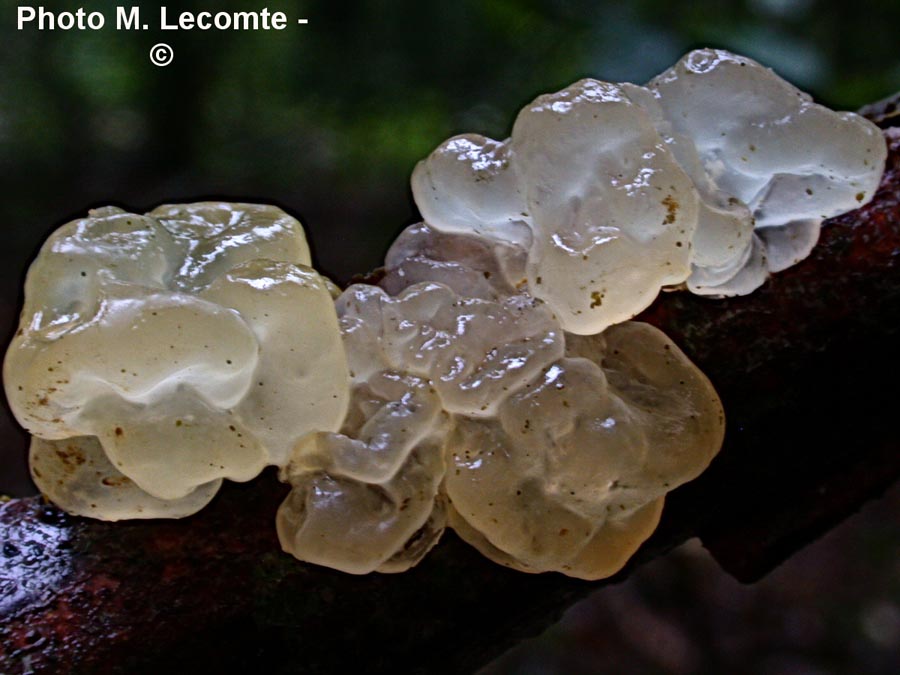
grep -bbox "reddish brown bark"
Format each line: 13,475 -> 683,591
1,128 -> 899,675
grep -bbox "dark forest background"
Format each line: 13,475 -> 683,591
1,2 -> 897,673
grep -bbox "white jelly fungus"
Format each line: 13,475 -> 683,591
277,44 -> 885,577
412,49 -> 886,330
273,221 -> 726,577
444,322 -> 724,579
4,49 -> 887,580
5,203 -> 349,515
274,279 -> 562,573
648,49 -> 886,293
29,435 -> 222,521
278,371 -> 449,574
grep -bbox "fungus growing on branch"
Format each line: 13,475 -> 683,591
5,203 -> 349,517
412,49 -> 886,330
3,50 -> 887,579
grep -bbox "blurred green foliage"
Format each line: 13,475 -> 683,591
0,0 -> 898,495
2,0 -> 898,277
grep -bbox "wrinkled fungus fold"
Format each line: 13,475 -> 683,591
4,49 -> 886,580
5,202 -> 350,513
412,48 -> 886,330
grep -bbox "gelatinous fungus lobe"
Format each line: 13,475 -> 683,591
5,203 -> 350,519
3,49 -> 887,581
443,323 -> 724,579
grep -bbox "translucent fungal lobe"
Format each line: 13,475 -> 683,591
444,322 -> 724,579
412,49 -> 886,328
5,203 -> 350,516
4,49 -> 887,580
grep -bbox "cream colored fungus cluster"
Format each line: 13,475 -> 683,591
281,225 -> 724,577
4,49 -> 886,580
412,49 -> 886,333
5,203 -> 349,518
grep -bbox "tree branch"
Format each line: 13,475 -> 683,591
2,126 -> 899,675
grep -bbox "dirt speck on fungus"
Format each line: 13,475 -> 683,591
661,194 -> 679,224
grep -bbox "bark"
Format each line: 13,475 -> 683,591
2,125 -> 899,675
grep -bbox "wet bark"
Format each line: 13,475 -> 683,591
2,124 -> 899,675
